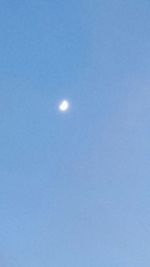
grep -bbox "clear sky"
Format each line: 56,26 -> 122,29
0,1 -> 150,266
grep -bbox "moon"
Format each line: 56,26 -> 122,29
59,100 -> 70,112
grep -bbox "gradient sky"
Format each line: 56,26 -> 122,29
0,1 -> 150,266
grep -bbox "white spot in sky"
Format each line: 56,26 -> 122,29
59,100 -> 70,112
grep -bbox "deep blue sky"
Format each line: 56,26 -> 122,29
0,1 -> 150,266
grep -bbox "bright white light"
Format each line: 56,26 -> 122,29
59,100 -> 70,112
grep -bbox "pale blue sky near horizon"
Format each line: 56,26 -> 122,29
0,1 -> 150,266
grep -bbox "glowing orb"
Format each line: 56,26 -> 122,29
59,100 -> 70,112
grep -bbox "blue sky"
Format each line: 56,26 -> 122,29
0,1 -> 150,266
